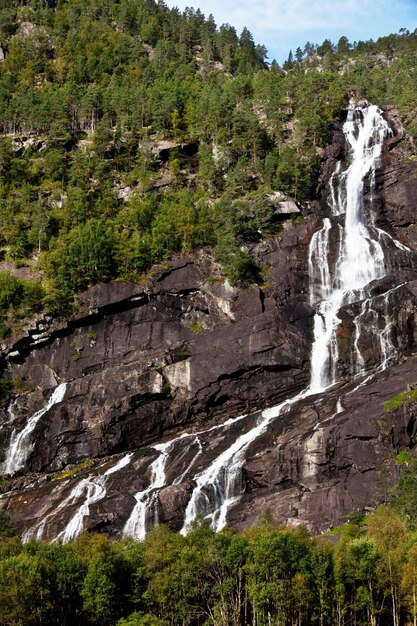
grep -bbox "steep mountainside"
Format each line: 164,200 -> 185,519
1,102 -> 417,540
0,1 -> 417,541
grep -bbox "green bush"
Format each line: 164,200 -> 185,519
0,377 -> 11,401
0,271 -> 44,316
0,272 -> 25,311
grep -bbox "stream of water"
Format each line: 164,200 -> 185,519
10,105 -> 408,541
1,383 -> 67,475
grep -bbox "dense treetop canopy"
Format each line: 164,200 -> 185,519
1,502 -> 417,626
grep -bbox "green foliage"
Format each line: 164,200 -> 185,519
0,272 -> 25,310
117,613 -> 168,626
390,453 -> 417,529
0,376 -> 11,401
82,557 -> 118,624
189,317 -> 204,333
396,450 -> 411,465
11,376 -> 27,393
0,1 -> 415,319
0,511 -> 16,539
0,507 -> 414,625
215,231 -> 260,286
46,218 -> 117,293
52,459 -> 94,482
0,271 -> 44,318
383,387 -> 417,412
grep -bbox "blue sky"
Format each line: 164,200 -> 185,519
165,0 -> 417,63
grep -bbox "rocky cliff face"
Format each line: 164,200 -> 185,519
1,105 -> 417,540
1,228 -> 315,474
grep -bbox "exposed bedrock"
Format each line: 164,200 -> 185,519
2,358 -> 417,539
0,218 -> 316,473
230,358 -> 417,532
1,105 -> 417,539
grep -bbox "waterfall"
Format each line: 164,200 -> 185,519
353,282 -> 406,373
12,105 -> 407,542
22,453 -> 133,542
123,414 -> 247,539
181,390 -> 307,534
123,442 -> 172,540
56,452 -> 134,542
180,105 -> 404,533
309,105 -> 392,391
2,383 -> 67,475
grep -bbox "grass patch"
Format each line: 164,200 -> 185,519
383,388 -> 417,412
324,513 -> 369,538
189,317 -> 204,333
206,276 -> 224,283
376,417 -> 390,436
12,376 -> 27,393
396,450 -> 411,465
52,459 -> 93,482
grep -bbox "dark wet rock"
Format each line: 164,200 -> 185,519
381,107 -> 417,246
2,357 -> 417,540
0,234 -> 315,474
157,484 -> 192,530
228,358 -> 417,532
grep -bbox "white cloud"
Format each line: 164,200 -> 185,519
165,0 -> 417,61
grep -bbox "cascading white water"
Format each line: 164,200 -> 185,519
56,478 -> 106,541
309,105 -> 392,391
181,105 -> 403,533
2,383 -> 67,475
181,390 -> 307,534
118,105 -> 404,538
123,414 -> 247,539
353,282 -> 406,373
22,452 -> 133,542
123,441 -> 172,540
56,452 -> 134,542
12,105 -> 408,542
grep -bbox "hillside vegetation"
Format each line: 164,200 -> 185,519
0,0 -> 416,332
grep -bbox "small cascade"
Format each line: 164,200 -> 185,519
23,453 -> 133,543
57,452 -> 133,542
57,478 -> 106,542
0,397 -> 20,433
173,437 -> 203,486
123,442 -> 172,540
181,390 -> 307,534
376,227 -> 411,253
123,415 -> 247,539
328,161 -> 345,216
6,398 -> 19,424
2,383 -> 67,475
353,283 -> 405,372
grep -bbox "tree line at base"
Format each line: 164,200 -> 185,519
0,502 -> 417,626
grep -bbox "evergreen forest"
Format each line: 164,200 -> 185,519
0,0 -> 416,332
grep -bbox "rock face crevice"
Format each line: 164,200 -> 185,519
2,105 -> 417,539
